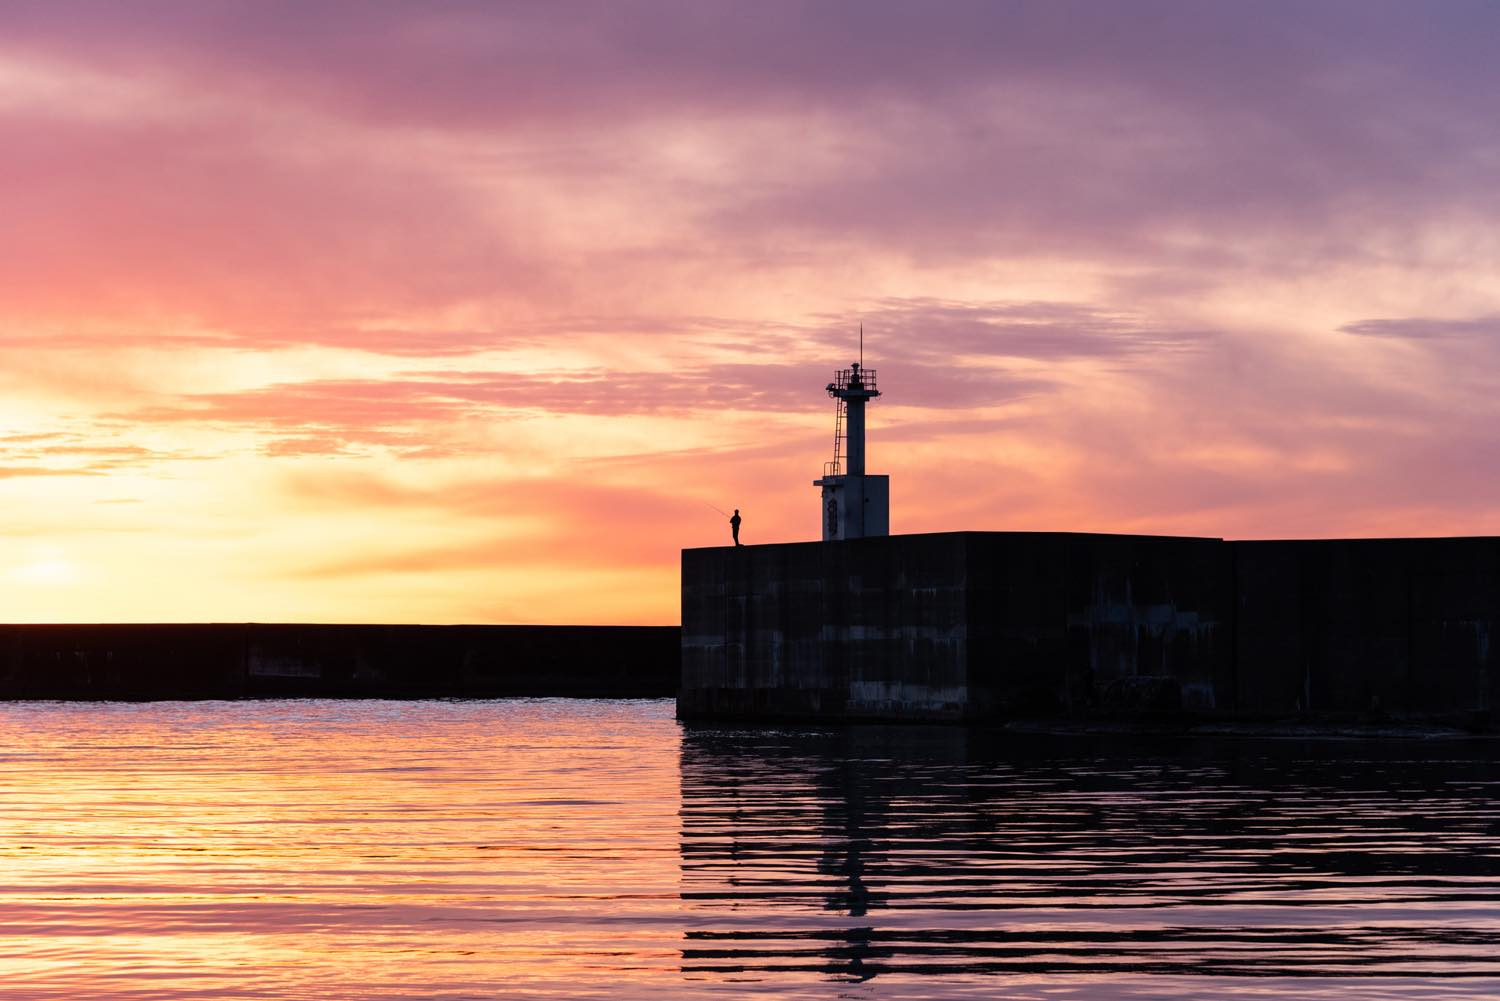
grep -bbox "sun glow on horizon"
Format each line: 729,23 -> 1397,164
11,551 -> 78,587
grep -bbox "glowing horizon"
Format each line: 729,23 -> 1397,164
5,2 -> 1500,623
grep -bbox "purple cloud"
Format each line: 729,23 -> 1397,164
1342,316 -> 1500,341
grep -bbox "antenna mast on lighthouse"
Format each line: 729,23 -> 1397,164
812,329 -> 890,541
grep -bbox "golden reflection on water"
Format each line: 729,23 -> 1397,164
0,700 -> 685,1000
0,700 -> 1498,999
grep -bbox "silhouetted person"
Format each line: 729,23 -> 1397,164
730,509 -> 742,546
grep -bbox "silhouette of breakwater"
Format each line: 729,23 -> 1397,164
0,623 -> 678,700
681,532 -> 1500,726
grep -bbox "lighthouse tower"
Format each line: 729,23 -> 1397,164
813,359 -> 890,540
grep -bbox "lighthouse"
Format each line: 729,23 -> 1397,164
812,359 -> 890,540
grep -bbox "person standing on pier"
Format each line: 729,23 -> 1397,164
730,509 -> 742,546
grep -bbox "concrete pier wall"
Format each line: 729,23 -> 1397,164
680,532 -> 1500,724
1234,539 -> 1500,719
680,534 -> 971,720
0,624 -> 679,700
964,533 -> 1230,716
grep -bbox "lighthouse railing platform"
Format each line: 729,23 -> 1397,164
827,367 -> 878,395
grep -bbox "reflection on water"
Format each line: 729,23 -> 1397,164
679,725 -> 1500,998
0,699 -> 686,1001
0,700 -> 1496,999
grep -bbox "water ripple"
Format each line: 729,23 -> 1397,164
0,701 -> 1496,998
678,726 -> 1500,994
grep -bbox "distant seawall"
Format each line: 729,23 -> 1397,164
0,624 -> 679,700
679,532 -> 1500,727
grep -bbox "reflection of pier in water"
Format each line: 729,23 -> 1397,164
678,726 -> 1500,983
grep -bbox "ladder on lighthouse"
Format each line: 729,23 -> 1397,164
825,397 -> 846,478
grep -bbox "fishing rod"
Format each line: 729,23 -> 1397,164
703,501 -> 732,518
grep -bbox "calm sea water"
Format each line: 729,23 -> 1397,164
0,700 -> 1497,1000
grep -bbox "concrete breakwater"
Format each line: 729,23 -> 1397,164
0,624 -> 678,700
679,532 -> 1500,727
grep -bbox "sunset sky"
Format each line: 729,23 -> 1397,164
4,1 -> 1500,624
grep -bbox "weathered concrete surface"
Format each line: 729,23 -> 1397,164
0,624 -> 678,700
965,533 -> 1229,716
681,533 -> 973,720
680,532 -> 1500,725
680,532 -> 1227,722
1234,538 -> 1499,724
